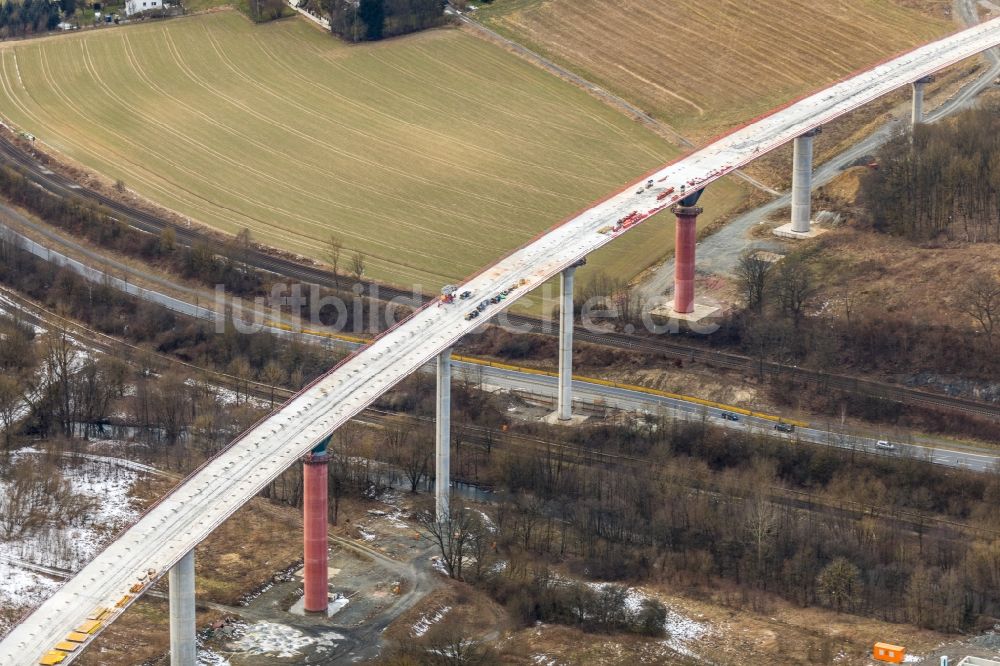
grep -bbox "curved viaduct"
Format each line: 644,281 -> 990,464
4,16 -> 1000,665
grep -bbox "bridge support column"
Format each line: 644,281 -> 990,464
672,204 -> 702,315
436,348 -> 452,523
791,130 -> 818,233
303,441 -> 329,613
558,260 -> 585,421
168,550 -> 196,666
774,128 -> 823,239
912,75 -> 933,125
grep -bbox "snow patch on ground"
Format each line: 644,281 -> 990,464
662,607 -> 710,657
0,560 -> 60,622
328,594 -> 350,616
0,458 -> 140,571
183,379 -> 269,409
903,655 -> 922,663
0,457 -> 143,633
372,491 -> 410,529
229,621 -> 344,659
197,645 -> 231,666
585,582 -> 711,658
0,296 -> 46,335
411,605 -> 451,637
476,509 -> 496,532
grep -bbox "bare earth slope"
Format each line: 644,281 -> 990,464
476,0 -> 952,139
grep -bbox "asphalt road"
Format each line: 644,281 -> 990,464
478,366 -> 1000,473
5,214 -> 998,423
4,247 -> 997,473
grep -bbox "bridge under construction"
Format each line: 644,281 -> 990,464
5,15 -> 1000,666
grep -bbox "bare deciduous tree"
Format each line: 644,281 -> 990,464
817,557 -> 861,612
351,251 -> 365,282
772,256 -> 815,327
735,250 -> 771,312
416,498 -> 488,581
962,273 -> 1000,349
385,418 -> 431,493
326,235 -> 343,288
0,376 -> 20,447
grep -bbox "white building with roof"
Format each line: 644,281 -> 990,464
124,0 -> 162,16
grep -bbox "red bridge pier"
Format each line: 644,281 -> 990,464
671,204 -> 701,315
303,440 -> 330,613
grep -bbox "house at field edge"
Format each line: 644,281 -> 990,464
124,0 -> 162,16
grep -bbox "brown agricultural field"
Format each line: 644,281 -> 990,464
476,0 -> 953,140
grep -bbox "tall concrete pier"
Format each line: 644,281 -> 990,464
557,261 -> 585,420
790,128 -> 820,233
912,75 -> 933,125
435,348 -> 452,522
168,550 -> 196,665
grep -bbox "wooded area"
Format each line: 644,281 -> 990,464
860,104 -> 1000,242
260,369 -> 1000,636
324,0 -> 444,42
3,238 -> 1000,640
0,0 -> 67,38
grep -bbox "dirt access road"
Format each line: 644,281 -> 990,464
636,0 -> 1000,305
195,530 -> 443,664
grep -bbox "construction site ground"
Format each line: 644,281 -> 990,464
4,436 -> 998,665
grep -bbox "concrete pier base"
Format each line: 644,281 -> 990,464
772,222 -> 828,240
543,410 -> 588,426
651,302 -> 721,325
435,349 -> 452,523
168,550 -> 196,666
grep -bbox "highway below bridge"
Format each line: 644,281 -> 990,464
2,137 -> 999,424
4,273 -> 997,475
3,17 -> 1000,665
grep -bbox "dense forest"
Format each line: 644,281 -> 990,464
324,0 -> 444,42
0,0 -> 67,37
269,370 -> 1000,636
860,104 -> 1000,242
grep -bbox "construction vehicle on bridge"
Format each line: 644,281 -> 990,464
440,285 -> 457,305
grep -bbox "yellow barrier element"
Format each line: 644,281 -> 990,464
86,608 -> 111,622
263,319 -> 370,346
53,642 -> 77,652
39,650 -> 66,664
75,620 -> 101,635
65,633 -> 88,643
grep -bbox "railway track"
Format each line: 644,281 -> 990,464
354,406 -> 1000,542
6,286 -> 998,592
0,135 -> 997,422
